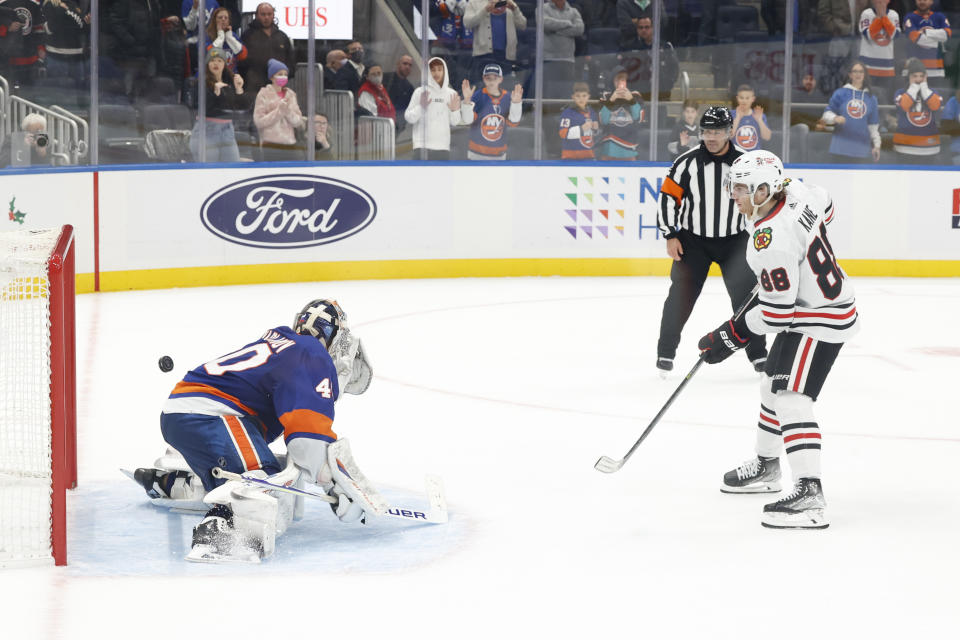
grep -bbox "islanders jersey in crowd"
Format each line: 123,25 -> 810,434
730,110 -> 768,151
824,85 -> 879,158
858,7 -> 899,78
163,326 -> 339,446
598,97 -> 644,160
893,85 -> 942,154
559,106 -> 598,159
464,87 -> 522,159
744,180 -> 859,344
903,10 -> 952,77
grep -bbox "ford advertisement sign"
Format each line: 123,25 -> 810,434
201,174 -> 377,248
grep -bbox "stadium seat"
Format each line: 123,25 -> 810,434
716,5 -> 767,43
141,104 -> 193,132
587,28 -> 620,55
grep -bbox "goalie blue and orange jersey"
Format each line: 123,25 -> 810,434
163,326 -> 338,446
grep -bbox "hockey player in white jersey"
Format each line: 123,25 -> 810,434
697,150 -> 860,529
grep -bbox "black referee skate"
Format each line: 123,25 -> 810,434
721,455 -> 781,494
761,478 -> 829,530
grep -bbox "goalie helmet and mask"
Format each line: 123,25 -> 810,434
726,150 -> 784,219
294,299 -> 373,396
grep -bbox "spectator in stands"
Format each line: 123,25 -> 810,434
821,60 -> 881,162
358,63 -> 397,123
323,49 -> 346,90
205,6 -> 246,75
902,0 -> 952,88
667,99 -> 699,157
182,0 -> 218,51
621,15 -> 679,101
559,81 -> 598,159
463,0 -> 527,82
2,113 -> 53,166
240,2 -> 296,95
941,89 -> 960,164
314,113 -> 333,158
334,41 -> 366,95
254,58 -> 305,161
0,0 -> 45,86
818,0 -> 858,93
190,47 -> 245,162
893,57 -> 943,162
730,84 -> 772,151
404,57 -> 463,160
104,0 -> 183,96
858,0 -> 900,99
796,70 -> 831,102
42,0 -> 90,90
384,54 -> 415,115
598,66 -> 644,160
460,63 -> 523,160
615,0 -> 650,49
543,0 -> 584,98
433,0 -> 473,53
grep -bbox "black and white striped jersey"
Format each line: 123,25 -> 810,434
657,142 -> 746,239
744,180 -> 860,344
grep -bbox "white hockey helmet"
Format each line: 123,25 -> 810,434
293,299 -> 347,349
727,150 -> 784,205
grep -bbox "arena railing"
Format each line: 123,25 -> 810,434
321,90 -> 355,162
8,96 -> 84,166
357,116 -> 396,161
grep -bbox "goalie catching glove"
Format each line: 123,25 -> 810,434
698,316 -> 758,364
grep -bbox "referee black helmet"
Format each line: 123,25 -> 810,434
700,106 -> 733,129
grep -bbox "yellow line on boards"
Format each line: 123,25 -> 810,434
77,258 -> 960,292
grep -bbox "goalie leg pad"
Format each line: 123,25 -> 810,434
203,462 -> 302,560
161,412 -> 282,491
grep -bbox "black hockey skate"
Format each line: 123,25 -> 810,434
721,455 -> 781,494
187,504 -> 263,564
656,357 -> 674,379
761,478 -> 829,529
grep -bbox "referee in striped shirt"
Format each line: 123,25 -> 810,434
655,106 -> 767,374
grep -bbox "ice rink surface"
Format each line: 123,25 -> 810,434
3,275 -> 959,638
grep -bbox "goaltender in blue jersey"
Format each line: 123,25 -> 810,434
134,298 -> 375,563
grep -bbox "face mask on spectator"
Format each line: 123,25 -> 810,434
275,76 -> 289,87
350,49 -> 364,64
369,74 -> 383,85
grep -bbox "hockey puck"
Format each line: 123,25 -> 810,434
158,355 -> 174,373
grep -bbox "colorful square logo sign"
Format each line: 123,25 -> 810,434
563,176 -> 626,239
953,188 -> 960,229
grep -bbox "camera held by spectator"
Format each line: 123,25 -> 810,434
6,113 -> 54,167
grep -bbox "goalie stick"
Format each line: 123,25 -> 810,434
594,284 -> 761,474
211,467 -> 449,524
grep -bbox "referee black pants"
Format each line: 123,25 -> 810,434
657,229 -> 767,362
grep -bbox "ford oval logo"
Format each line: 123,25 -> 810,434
200,174 -> 377,248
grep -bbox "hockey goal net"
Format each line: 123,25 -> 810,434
0,226 -> 77,567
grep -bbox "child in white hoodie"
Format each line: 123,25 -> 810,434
404,57 -> 463,159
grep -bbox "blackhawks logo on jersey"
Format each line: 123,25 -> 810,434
753,226 -> 772,251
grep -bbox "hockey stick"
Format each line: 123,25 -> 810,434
594,284 -> 761,474
211,467 -> 449,524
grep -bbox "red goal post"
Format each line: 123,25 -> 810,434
0,225 -> 77,567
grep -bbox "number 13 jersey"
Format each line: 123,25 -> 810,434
744,180 -> 861,343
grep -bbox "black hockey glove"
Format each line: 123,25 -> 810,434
698,317 -> 755,364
